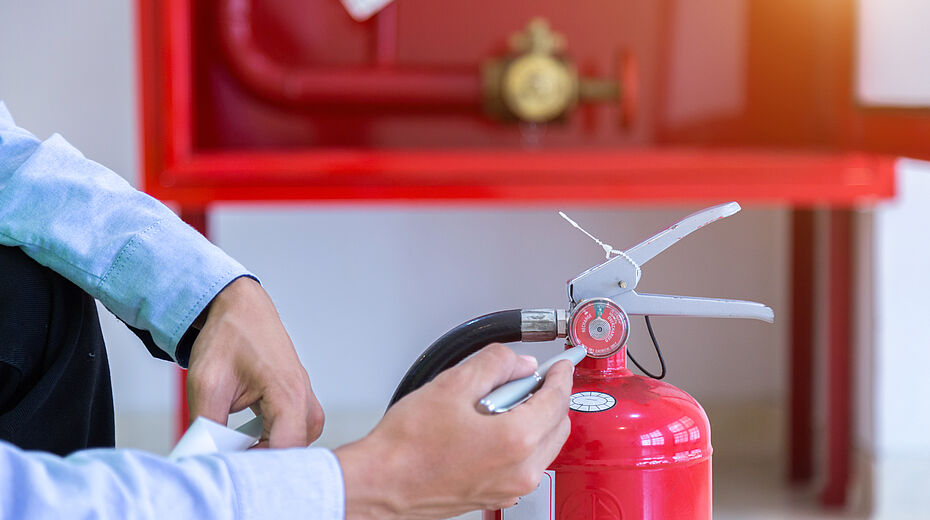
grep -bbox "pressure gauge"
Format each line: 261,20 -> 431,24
568,298 -> 629,358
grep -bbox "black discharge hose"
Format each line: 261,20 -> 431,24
388,310 -> 523,408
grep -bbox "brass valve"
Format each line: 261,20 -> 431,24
483,18 -> 629,124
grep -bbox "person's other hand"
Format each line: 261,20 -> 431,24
335,344 -> 573,520
186,277 -> 324,448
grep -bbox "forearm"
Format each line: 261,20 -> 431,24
335,437 -> 406,520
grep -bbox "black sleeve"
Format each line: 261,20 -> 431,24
118,275 -> 257,368
0,363 -> 23,415
122,321 -> 200,368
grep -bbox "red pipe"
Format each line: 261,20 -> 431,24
218,0 -> 481,106
822,209 -> 853,507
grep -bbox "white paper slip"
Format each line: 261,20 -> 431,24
168,416 -> 262,461
340,0 -> 394,21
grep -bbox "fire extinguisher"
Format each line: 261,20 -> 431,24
388,202 -> 774,519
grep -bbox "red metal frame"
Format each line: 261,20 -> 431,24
159,149 -> 895,207
823,210 -> 854,506
789,210 -> 815,483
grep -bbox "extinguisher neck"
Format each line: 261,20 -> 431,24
572,344 -> 632,377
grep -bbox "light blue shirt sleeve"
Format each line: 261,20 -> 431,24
0,439 -> 345,519
0,101 -> 248,364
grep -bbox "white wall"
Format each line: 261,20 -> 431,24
858,0 -> 930,107
857,1 -> 930,516
0,1 -> 786,456
869,161 -> 930,517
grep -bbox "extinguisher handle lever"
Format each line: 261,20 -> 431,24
615,291 -> 774,322
566,202 -> 775,324
568,202 -> 744,303
624,202 -> 741,266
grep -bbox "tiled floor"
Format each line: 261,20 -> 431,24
711,458 -> 864,520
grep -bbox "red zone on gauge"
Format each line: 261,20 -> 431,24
568,299 -> 630,358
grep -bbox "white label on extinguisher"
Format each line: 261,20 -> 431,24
339,0 -> 393,21
569,391 -> 617,413
501,470 -> 555,519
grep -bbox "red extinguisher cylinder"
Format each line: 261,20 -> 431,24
484,346 -> 712,519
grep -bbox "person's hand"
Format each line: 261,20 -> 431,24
335,344 -> 573,520
186,277 -> 324,448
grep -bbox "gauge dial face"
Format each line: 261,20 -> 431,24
568,298 -> 628,358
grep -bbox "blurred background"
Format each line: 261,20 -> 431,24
1,0 -> 928,518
